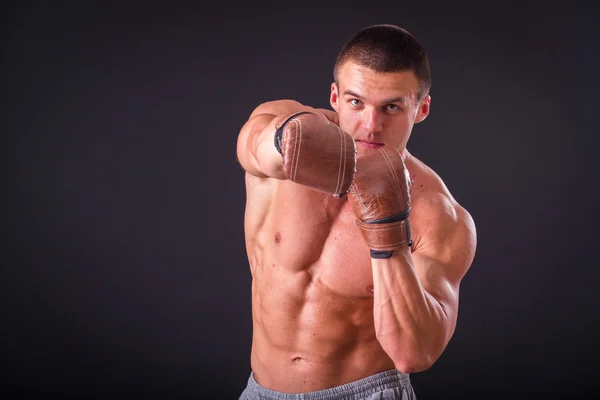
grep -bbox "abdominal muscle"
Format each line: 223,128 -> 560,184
244,177 -> 395,393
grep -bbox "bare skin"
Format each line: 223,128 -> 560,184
237,61 -> 477,393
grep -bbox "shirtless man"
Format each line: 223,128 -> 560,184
236,24 -> 477,399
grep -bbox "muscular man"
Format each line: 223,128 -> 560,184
236,24 -> 477,399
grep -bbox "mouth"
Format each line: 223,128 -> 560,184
355,140 -> 385,149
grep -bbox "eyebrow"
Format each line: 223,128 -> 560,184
342,89 -> 407,104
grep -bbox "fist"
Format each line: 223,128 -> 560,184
347,147 -> 413,258
274,111 -> 356,198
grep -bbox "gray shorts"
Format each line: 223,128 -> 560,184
239,369 -> 416,400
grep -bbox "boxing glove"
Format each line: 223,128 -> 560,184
274,111 -> 356,198
347,147 -> 413,258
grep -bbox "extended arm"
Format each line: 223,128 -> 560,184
236,99 -> 307,179
236,99 -> 356,197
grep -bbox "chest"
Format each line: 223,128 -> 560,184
269,184 -> 376,298
319,203 -> 376,298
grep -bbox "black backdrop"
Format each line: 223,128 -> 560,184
4,2 -> 599,399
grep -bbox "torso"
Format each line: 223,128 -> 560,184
243,152 -> 434,393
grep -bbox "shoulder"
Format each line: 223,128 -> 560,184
249,100 -> 339,123
249,99 -> 303,118
407,153 -> 477,277
315,108 -> 339,124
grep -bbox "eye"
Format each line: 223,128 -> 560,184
349,99 -> 362,107
386,104 -> 401,112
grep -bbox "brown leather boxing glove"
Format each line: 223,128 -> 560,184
274,111 -> 356,198
347,147 -> 413,259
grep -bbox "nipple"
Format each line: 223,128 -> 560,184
366,284 -> 374,294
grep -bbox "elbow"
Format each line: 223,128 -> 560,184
393,354 -> 435,374
382,327 -> 450,373
383,342 -> 441,373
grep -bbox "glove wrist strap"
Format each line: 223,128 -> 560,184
370,249 -> 395,259
356,217 -> 413,259
274,111 -> 313,154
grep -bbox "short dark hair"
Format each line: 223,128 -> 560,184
333,24 -> 431,100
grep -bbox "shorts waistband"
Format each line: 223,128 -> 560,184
241,369 -> 411,400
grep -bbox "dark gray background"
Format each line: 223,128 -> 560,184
3,1 -> 599,399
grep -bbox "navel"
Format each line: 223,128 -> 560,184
274,232 -> 281,244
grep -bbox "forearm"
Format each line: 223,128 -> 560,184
372,247 -> 449,372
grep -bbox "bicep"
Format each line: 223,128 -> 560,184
411,205 -> 477,327
412,252 -> 460,326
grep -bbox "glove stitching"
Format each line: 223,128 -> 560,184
361,225 -> 405,231
292,119 -> 302,181
368,241 -> 408,249
380,149 -> 403,205
352,170 -> 368,217
358,221 -> 406,231
335,125 -> 344,195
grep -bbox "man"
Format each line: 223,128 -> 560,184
236,24 -> 477,399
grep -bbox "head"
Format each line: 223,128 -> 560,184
330,24 -> 432,156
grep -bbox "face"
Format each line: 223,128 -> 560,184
330,61 -> 431,157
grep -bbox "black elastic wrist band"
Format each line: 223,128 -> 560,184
371,250 -> 394,259
274,111 -> 313,154
364,209 -> 409,224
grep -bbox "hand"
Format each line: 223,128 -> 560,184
347,146 -> 413,258
274,111 -> 356,198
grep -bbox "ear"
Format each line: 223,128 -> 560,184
414,95 -> 431,124
330,82 -> 339,111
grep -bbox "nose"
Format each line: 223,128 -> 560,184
362,108 -> 383,135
